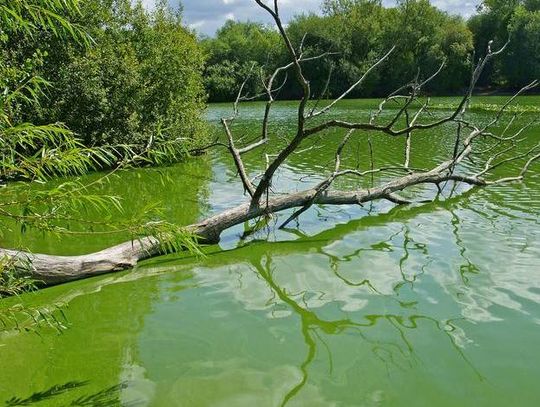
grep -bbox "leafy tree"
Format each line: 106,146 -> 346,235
203,0 -> 540,100
202,20 -> 282,102
205,19 -> 282,65
375,0 -> 471,94
319,0 -> 473,95
285,13 -> 344,98
502,4 -> 540,86
469,0 -> 540,87
203,0 -> 475,101
204,60 -> 263,102
12,0 -> 208,148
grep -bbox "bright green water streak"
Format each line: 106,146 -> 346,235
1,97 -> 540,406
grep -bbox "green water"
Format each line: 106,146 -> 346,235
1,97 -> 540,406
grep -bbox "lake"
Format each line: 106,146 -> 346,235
1,97 -> 540,406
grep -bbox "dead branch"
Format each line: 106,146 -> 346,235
1,1 -> 538,286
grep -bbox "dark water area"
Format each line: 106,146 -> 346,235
1,97 -> 540,406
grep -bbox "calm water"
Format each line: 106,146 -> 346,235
1,97 -> 540,406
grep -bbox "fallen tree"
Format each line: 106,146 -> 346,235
2,0 -> 539,286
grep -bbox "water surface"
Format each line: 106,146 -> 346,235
1,97 -> 540,406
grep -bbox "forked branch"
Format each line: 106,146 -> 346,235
1,1 -> 538,286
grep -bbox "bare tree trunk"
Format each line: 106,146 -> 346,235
1,1 -> 539,286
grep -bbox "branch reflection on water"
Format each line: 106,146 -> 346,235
5,192 -> 499,405
248,244 -> 484,406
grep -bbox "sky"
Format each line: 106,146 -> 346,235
143,0 -> 481,36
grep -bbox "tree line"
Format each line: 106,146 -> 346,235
203,0 -> 540,102
2,0 -> 539,147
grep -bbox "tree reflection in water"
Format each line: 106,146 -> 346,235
248,241 -> 484,406
1,191 -> 493,406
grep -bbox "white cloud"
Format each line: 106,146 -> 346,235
147,1 -> 481,36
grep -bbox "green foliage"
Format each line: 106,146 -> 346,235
286,13 -> 346,98
201,20 -> 283,102
204,60 -> 250,102
205,20 -> 282,65
0,257 -> 35,298
469,0 -> 540,88
384,0 -> 472,93
295,0 -> 473,96
502,5 -> 540,86
0,0 -> 105,331
0,256 -> 68,333
203,0 -> 540,101
203,0 -> 474,101
12,0 -> 208,149
0,0 -> 88,41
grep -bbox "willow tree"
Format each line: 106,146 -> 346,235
2,0 -> 539,286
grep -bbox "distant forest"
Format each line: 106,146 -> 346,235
202,0 -> 540,102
